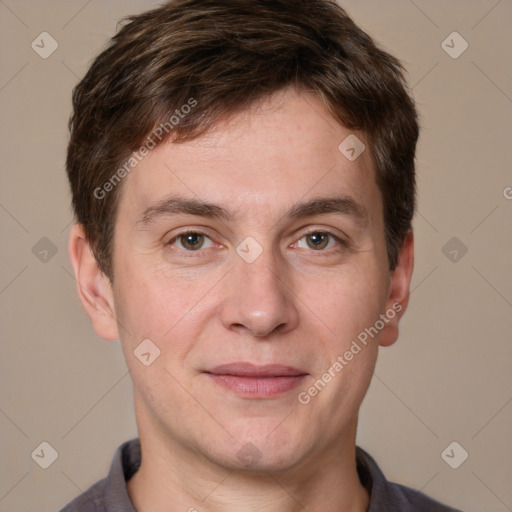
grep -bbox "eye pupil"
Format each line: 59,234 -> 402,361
307,232 -> 328,250
182,233 -> 204,250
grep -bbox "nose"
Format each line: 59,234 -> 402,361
219,247 -> 299,338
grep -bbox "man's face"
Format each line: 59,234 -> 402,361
108,88 -> 402,472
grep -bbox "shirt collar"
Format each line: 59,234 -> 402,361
105,438 -> 397,511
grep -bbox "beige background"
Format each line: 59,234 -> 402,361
0,1 -> 511,511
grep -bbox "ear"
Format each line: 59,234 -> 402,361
68,224 -> 119,341
379,230 -> 414,347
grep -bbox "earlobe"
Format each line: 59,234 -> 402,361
379,230 -> 414,347
68,224 -> 119,341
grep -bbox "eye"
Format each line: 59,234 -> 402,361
168,231 -> 215,251
294,231 -> 344,251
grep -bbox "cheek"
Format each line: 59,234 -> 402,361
112,262 -> 224,373
112,271 -> 210,407
297,263 -> 389,346
115,263 -> 205,330
288,263 -> 386,412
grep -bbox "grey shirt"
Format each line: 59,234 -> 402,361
59,438 -> 462,511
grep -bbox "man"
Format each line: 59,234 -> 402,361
61,0 -> 462,510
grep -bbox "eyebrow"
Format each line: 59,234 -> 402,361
138,197 -> 232,225
137,194 -> 368,227
287,196 -> 368,225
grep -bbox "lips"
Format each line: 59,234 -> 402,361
206,363 -> 306,378
204,363 -> 308,398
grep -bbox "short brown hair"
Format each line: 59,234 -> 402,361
67,0 -> 419,279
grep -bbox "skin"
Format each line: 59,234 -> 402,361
69,87 -> 414,512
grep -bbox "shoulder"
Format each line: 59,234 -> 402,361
386,480 -> 463,511
356,446 -> 463,512
58,437 -> 140,512
58,477 -> 107,512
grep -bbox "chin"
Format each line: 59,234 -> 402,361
204,421 -> 314,473
215,445 -> 305,473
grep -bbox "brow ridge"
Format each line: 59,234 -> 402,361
138,194 -> 368,227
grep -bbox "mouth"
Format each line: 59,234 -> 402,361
204,363 -> 308,398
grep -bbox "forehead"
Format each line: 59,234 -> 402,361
116,88 -> 382,226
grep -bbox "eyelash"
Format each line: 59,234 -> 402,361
166,229 -> 348,254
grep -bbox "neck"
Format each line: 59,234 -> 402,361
128,399 -> 369,512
